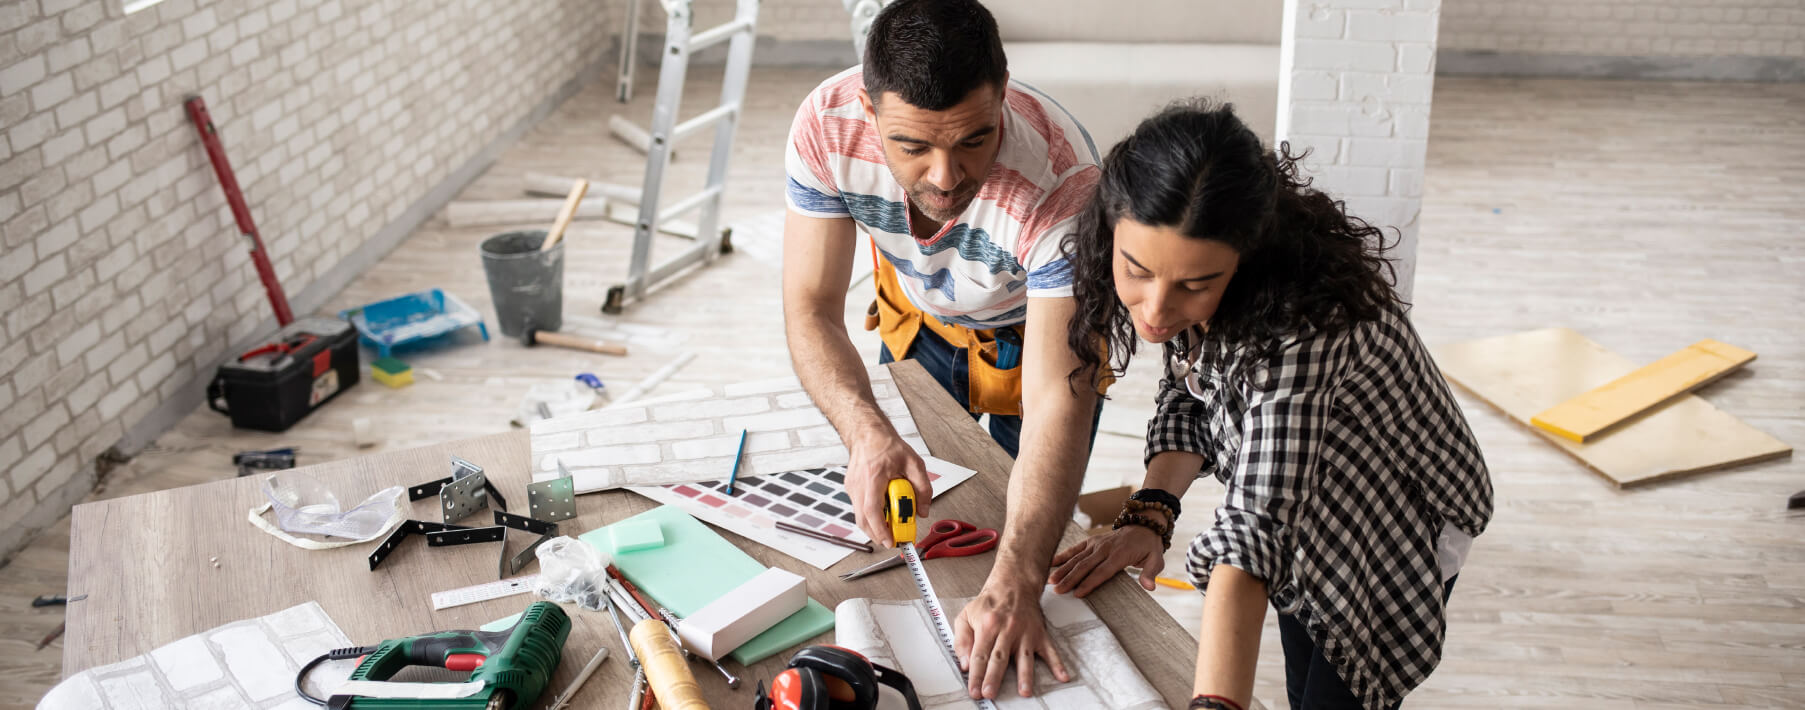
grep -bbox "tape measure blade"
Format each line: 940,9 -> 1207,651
900,543 -> 1000,710
430,574 -> 540,610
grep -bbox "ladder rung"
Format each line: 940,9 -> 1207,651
689,18 -> 753,53
672,104 -> 739,143
658,186 -> 724,223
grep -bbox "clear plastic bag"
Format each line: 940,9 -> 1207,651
531,536 -> 613,610
261,471 -> 405,541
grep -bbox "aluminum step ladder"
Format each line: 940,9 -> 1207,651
602,0 -> 758,314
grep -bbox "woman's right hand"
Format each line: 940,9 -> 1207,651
1047,522 -> 1168,597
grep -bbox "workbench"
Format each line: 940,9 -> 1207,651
62,361 -> 1200,707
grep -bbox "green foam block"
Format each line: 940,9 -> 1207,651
608,520 -> 666,553
580,505 -> 833,664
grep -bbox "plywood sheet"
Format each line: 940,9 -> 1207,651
1433,328 -> 1791,487
1530,338 -> 1756,443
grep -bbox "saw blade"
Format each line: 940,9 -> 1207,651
900,541 -> 999,710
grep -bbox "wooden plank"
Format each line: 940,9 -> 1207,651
1433,328 -> 1791,487
443,197 -> 610,228
1530,339 -> 1756,443
61,361 -> 1204,709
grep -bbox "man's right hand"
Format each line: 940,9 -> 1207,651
845,432 -> 933,547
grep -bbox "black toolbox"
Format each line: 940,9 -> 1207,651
207,317 -> 360,431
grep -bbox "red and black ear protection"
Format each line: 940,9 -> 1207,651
755,645 -> 922,710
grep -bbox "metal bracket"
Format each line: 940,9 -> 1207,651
409,476 -> 453,501
427,526 -> 507,547
367,520 -> 476,570
440,473 -> 491,524
494,510 -> 559,537
509,534 -> 552,576
527,466 -> 578,523
451,455 -> 483,480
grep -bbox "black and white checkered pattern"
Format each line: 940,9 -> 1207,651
1147,305 -> 1493,709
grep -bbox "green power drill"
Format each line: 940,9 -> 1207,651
295,601 -> 571,710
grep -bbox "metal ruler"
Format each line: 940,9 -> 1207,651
900,542 -> 999,710
429,574 -> 540,610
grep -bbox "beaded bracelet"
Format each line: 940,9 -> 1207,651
1123,497 -> 1178,527
1111,510 -> 1174,551
1130,487 -> 1183,519
1189,694 -> 1245,710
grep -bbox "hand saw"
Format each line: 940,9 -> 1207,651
886,479 -> 1000,710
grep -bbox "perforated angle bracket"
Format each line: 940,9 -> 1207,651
496,527 -> 555,579
450,455 -> 483,480
527,463 -> 578,523
494,510 -> 559,537
440,474 -> 490,524
427,526 -> 506,546
367,520 -> 474,571
509,533 -> 552,576
409,457 -> 510,512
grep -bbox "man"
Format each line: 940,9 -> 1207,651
781,0 -> 1102,700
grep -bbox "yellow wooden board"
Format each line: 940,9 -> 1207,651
1433,328 -> 1791,488
1530,339 -> 1756,443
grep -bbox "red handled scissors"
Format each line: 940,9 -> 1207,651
837,519 -> 999,581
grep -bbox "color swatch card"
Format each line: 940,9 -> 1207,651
628,455 -> 979,570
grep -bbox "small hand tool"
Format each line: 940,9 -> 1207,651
838,518 -> 998,581
520,326 -> 629,356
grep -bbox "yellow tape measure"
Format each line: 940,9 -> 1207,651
884,478 -> 918,544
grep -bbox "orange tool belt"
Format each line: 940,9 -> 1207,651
863,248 -> 1111,417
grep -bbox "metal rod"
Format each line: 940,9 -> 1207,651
658,185 -> 724,224
671,103 -> 738,143
688,18 -> 753,52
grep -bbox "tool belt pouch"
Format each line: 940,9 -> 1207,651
867,258 -> 1023,417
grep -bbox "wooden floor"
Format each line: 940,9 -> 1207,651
2,70 -> 1801,709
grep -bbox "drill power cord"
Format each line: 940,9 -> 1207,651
295,645 -> 377,706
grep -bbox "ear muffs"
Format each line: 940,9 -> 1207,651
757,645 -> 922,710
788,646 -> 880,708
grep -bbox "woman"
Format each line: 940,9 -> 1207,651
1048,102 -> 1493,710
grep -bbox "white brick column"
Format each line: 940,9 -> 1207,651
1276,0 -> 1439,302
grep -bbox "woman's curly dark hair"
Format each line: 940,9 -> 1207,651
1064,100 -> 1405,388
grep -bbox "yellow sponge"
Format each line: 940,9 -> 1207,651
370,357 -> 413,388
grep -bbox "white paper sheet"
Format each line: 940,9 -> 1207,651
834,588 -> 1168,710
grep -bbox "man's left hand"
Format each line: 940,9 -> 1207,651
952,574 -> 1071,699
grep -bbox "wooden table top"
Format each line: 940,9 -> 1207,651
64,360 -> 1198,707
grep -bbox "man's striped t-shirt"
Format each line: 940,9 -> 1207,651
784,66 -> 1100,330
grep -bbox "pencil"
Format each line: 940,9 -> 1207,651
725,428 -> 747,495
1154,576 -> 1195,590
776,520 -> 874,553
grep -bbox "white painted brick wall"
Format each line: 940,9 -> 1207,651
0,0 -> 608,561
1441,0 -> 1805,58
1277,0 -> 1440,301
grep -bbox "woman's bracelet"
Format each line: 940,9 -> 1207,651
1111,510 -> 1175,551
1129,487 -> 1183,519
1189,694 -> 1245,710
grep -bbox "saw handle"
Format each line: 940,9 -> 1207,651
533,330 -> 629,356
630,619 -> 710,709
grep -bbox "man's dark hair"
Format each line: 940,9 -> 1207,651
863,0 -> 1007,111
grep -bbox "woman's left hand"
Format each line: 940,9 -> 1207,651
1047,523 -> 1167,597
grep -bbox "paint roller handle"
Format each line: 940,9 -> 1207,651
630,618 -> 711,710
540,179 -> 590,252
534,330 -> 629,356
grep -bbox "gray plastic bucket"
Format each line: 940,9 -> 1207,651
479,230 -> 563,338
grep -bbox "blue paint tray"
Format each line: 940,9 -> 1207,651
338,288 -> 490,358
